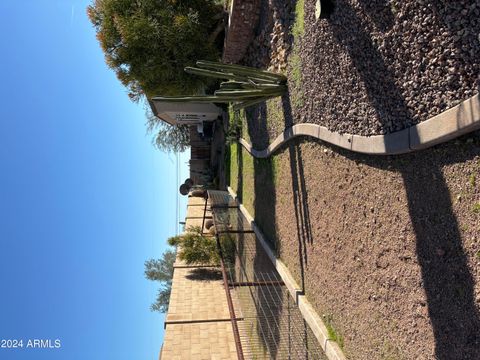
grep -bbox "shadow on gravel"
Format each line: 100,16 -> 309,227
241,0 -> 296,68
238,1 -> 479,354
237,0 -> 480,357
333,136 -> 480,359
243,89 -> 314,293
326,1 -> 480,357
356,0 -> 394,32
329,0 -> 413,132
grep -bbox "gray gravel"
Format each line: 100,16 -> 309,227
300,0 -> 480,135
244,0 -> 480,136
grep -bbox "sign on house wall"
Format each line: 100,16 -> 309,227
149,100 -> 222,125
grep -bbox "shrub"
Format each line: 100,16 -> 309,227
168,226 -> 220,265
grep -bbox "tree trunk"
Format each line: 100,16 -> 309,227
208,19 -> 225,44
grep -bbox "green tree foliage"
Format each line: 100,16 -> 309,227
168,226 -> 220,265
144,249 -> 176,313
87,0 -> 223,101
144,250 -> 176,282
150,284 -> 171,313
146,109 -> 190,153
168,226 -> 236,265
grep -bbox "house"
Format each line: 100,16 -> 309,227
148,99 -> 224,187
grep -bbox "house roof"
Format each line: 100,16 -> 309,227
148,99 -> 176,126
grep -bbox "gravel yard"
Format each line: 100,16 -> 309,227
243,0 -> 480,136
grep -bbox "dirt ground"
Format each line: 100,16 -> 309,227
229,130 -> 480,359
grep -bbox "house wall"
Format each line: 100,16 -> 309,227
189,127 -> 212,186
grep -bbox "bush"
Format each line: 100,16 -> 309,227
168,226 -> 236,265
168,226 -> 220,265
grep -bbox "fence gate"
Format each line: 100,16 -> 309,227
208,190 -> 327,360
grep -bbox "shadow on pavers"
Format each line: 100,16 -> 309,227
186,268 -> 223,282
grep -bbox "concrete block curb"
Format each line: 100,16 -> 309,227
410,94 -> 480,150
239,94 -> 480,157
268,132 -> 287,154
319,126 -> 353,151
298,298 -> 346,360
238,138 -> 252,152
294,123 -> 321,138
351,128 -> 410,155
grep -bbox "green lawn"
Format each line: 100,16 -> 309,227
228,142 -> 256,216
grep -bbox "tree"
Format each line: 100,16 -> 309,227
144,249 -> 176,313
146,110 -> 190,153
150,284 -> 172,313
87,0 -> 224,101
144,250 -> 176,282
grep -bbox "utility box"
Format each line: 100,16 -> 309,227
148,100 -> 222,126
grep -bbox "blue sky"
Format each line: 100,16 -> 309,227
0,1 -> 188,359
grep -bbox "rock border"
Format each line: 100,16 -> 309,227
227,186 -> 347,360
239,94 -> 480,156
